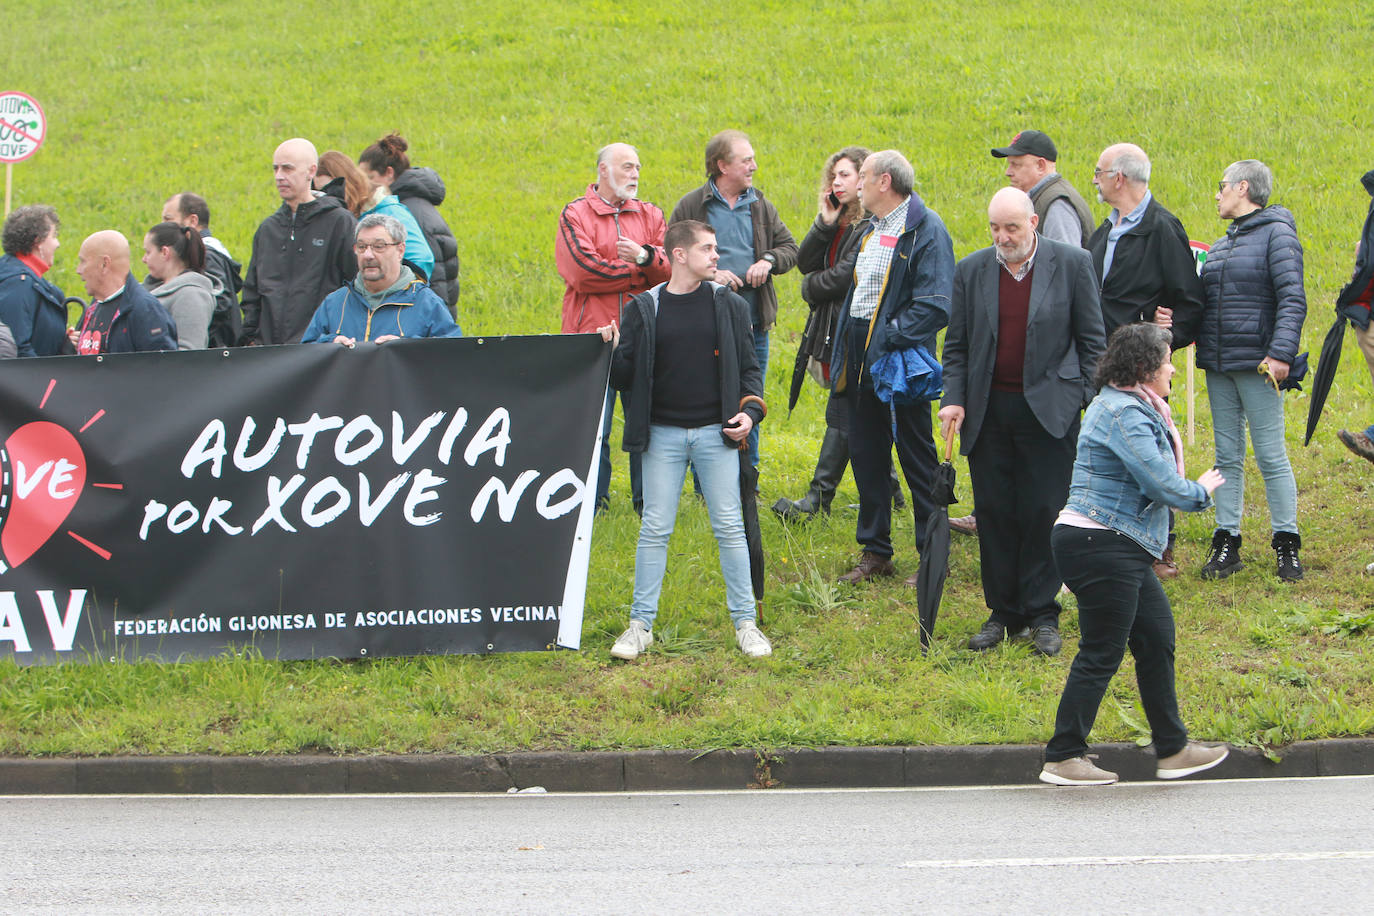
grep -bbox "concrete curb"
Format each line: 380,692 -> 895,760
2,739 -> 1372,795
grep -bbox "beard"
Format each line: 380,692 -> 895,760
998,238 -> 1034,264
608,177 -> 637,202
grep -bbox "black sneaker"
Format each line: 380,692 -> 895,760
1200,530 -> 1243,580
1272,531 -> 1304,582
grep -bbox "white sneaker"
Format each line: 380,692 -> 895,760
610,620 -> 652,660
735,619 -> 772,657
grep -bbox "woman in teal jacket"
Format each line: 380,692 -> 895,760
358,134 -> 435,283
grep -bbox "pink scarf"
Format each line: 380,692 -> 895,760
1115,383 -> 1185,476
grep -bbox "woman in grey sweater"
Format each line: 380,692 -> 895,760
142,221 -> 215,349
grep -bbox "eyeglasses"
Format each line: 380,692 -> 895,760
1217,181 -> 1234,193
353,240 -> 401,254
1093,168 -> 1119,179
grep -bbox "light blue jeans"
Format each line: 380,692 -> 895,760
1206,369 -> 1298,536
631,424 -> 756,628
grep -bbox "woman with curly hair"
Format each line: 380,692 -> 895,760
774,146 -> 908,521
0,204 -> 70,356
1040,323 -> 1229,786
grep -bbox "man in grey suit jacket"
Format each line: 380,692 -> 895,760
939,188 -> 1106,656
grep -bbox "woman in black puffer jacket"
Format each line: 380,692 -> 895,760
1195,159 -> 1306,582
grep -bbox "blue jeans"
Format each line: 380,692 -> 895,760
747,327 -> 768,469
1205,369 -> 1298,536
597,387 -> 642,512
631,424 -> 756,628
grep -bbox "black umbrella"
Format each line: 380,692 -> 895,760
738,448 -> 765,623
1304,315 -> 1347,445
787,340 -> 809,413
915,428 -> 959,650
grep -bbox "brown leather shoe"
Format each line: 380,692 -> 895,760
1153,545 -> 1180,580
838,551 -> 896,584
1339,429 -> 1374,464
949,514 -> 978,537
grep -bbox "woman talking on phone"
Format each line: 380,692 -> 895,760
773,146 -> 886,521
1040,323 -> 1230,786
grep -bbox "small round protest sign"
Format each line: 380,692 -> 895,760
0,92 -> 47,164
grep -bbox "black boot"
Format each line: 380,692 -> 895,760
772,426 -> 848,522
1200,529 -> 1243,580
1272,531 -> 1304,582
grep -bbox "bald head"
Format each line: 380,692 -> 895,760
76,230 -> 131,300
1094,142 -> 1151,211
987,188 -> 1038,269
1100,143 -> 1150,183
989,187 -> 1035,221
273,138 -> 319,209
596,142 -> 640,204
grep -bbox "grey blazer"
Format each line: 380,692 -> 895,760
941,237 -> 1106,453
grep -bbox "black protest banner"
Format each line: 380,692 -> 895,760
0,335 -> 608,664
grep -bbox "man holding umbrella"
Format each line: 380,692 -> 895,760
599,220 -> 771,660
939,188 -> 1105,656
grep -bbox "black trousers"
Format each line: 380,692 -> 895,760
1045,525 -> 1189,762
844,322 -> 936,557
968,390 -> 1076,629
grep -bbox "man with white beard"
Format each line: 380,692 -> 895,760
556,142 -> 670,513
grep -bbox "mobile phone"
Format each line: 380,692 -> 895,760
827,191 -> 841,209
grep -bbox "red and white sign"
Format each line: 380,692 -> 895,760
0,92 -> 46,164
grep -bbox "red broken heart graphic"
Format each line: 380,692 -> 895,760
1,421 -> 86,569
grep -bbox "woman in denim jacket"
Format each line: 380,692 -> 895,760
1039,324 -> 1229,787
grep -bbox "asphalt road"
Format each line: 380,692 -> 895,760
3,776 -> 1370,913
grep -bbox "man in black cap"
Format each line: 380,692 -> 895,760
993,129 -> 1094,248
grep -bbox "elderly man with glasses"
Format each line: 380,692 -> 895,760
1087,142 -> 1205,579
302,213 -> 461,345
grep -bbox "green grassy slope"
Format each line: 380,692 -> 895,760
1,1 -> 1372,757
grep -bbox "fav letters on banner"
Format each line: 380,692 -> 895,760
0,335 -> 608,664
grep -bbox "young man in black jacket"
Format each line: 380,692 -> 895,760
598,220 -> 771,660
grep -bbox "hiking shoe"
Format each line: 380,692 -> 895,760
949,514 -> 978,537
735,619 -> 772,658
1272,531 -> 1304,582
1030,625 -> 1062,657
1039,756 -> 1118,786
1156,742 -> 1229,779
610,620 -> 652,660
968,620 -> 1008,651
838,551 -> 896,584
1338,428 -> 1374,464
1200,530 -> 1243,580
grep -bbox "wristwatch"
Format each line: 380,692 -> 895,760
636,246 -> 651,266
761,252 -> 777,268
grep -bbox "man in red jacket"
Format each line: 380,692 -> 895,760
556,142 -> 670,513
